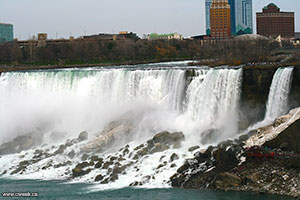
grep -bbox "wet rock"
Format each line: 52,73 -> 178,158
170,153 -> 179,162
67,150 -> 75,159
95,160 -> 103,169
54,161 -> 72,168
157,162 -> 167,170
101,178 -> 109,184
72,167 -> 91,178
170,163 -> 177,168
102,161 -> 113,169
65,139 -> 74,147
152,131 -> 184,147
160,155 -> 166,162
81,154 -> 89,161
134,144 -> 145,151
78,131 -> 88,141
110,156 -> 118,161
54,145 -> 65,155
91,155 -> 100,162
76,162 -> 90,169
123,148 -> 130,156
95,174 -> 104,182
188,146 -> 200,152
177,163 -> 190,173
42,161 -> 53,170
34,149 -> 43,155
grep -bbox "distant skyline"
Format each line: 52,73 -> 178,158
0,0 -> 299,40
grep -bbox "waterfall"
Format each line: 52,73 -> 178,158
0,65 -> 245,188
265,67 -> 294,121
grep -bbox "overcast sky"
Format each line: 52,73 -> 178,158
0,0 -> 299,40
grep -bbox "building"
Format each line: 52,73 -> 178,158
231,0 -> 253,35
84,32 -> 139,41
147,33 -> 183,40
206,0 -> 252,36
205,0 -> 212,35
256,3 -> 295,39
0,23 -> 13,43
210,0 -> 231,39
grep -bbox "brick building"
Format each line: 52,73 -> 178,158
256,3 -> 294,39
210,0 -> 231,39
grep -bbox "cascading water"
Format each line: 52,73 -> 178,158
0,64 -> 244,189
264,67 -> 294,121
243,67 -> 294,134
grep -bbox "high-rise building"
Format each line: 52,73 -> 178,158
257,3 -> 294,39
235,0 -> 253,35
205,0 -> 212,35
206,0 -> 252,36
210,0 -> 231,39
0,23 -> 13,43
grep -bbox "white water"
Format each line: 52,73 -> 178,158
0,64 -> 243,189
265,67 -> 294,121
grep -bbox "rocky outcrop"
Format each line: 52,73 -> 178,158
171,108 -> 300,198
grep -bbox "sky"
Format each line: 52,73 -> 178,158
0,0 -> 299,40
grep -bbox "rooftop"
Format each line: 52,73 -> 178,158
149,33 -> 179,37
263,3 -> 279,10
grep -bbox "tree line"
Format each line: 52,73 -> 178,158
0,38 -> 283,66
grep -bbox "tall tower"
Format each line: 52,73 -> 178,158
234,0 -> 253,35
210,0 -> 231,39
205,0 -> 212,35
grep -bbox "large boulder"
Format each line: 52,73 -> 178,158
78,131 -> 88,141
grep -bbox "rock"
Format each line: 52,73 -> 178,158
188,146 -> 200,152
91,155 -> 100,162
75,162 -> 90,169
102,161 -> 113,169
238,134 -> 250,142
152,131 -> 184,148
54,145 -> 65,154
77,131 -> 88,142
81,154 -> 89,161
95,174 -> 104,182
72,167 -> 91,178
134,144 -> 145,151
67,150 -> 75,159
170,153 -> 179,162
170,163 -> 176,168
177,163 -> 190,173
95,160 -> 103,169
215,172 -> 242,189
34,149 -> 43,155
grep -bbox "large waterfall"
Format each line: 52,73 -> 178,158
0,66 -> 242,145
6,63 -> 298,190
